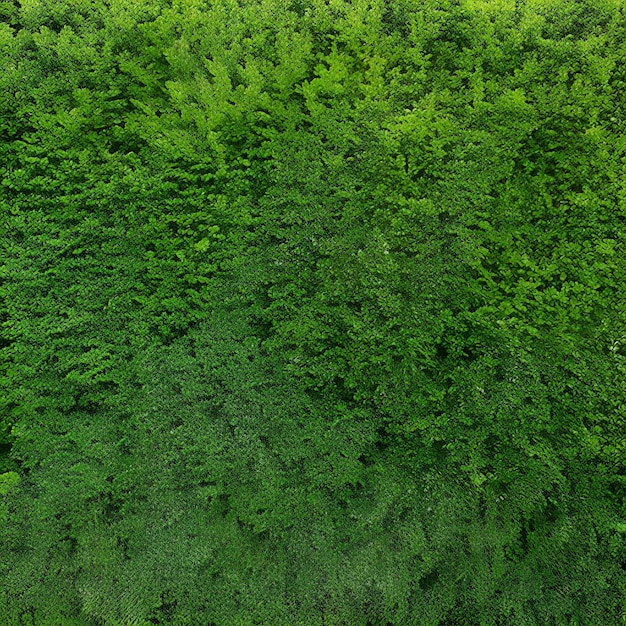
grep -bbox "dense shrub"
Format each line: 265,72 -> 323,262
1,0 -> 625,624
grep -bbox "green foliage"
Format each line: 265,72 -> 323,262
1,0 -> 626,624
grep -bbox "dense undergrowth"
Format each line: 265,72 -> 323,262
1,0 -> 626,624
